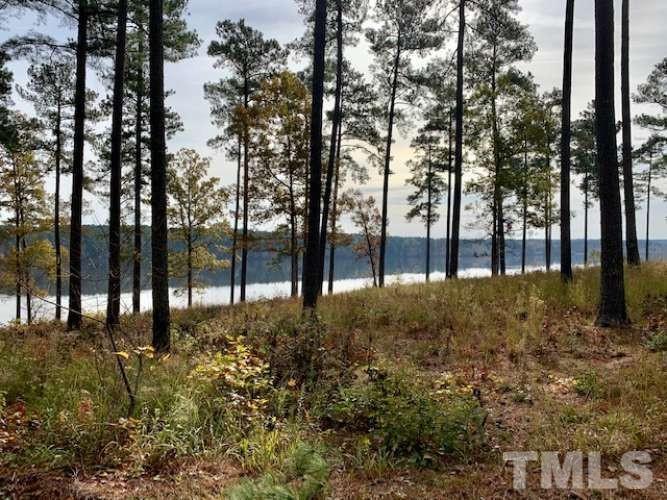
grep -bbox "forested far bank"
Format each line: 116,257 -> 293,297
2,225 -> 665,295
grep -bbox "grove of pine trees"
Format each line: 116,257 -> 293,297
0,0 -> 664,343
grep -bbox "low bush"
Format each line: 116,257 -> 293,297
646,331 -> 667,352
325,369 -> 486,465
226,441 -> 329,500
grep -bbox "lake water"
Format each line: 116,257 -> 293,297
0,265 -> 559,325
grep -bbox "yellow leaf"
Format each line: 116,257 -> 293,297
115,351 -> 130,360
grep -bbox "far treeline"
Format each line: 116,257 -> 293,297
0,0 -> 665,351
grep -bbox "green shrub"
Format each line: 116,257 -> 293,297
646,331 -> 667,352
326,370 -> 486,465
226,442 -> 328,500
574,371 -> 601,399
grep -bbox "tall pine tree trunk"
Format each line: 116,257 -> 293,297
107,0 -> 128,327
491,197 -> 498,275
67,0 -> 88,331
240,84 -> 250,302
54,100 -> 62,320
560,0 -> 574,281
594,0 -> 628,326
302,0 -> 327,311
499,199 -> 506,275
291,212 -> 298,297
449,0 -> 465,279
491,45 -> 503,276
133,38 -> 144,315
379,42 -> 401,288
445,109 -> 452,278
545,174 -> 551,271
14,203 -> 21,322
621,0 -> 640,266
426,150 -> 432,282
149,0 -> 171,350
328,115 -> 343,294
521,144 -> 528,274
584,168 -> 589,266
19,206 -> 31,324
319,0 -> 344,288
187,233 -> 193,307
230,134 -> 241,304
645,150 -> 652,261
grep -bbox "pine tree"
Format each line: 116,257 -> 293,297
405,133 -> 446,282
326,64 -> 380,293
317,0 -> 369,289
67,0 -> 89,330
533,90 -> 561,271
620,0 -> 640,266
634,57 -> 667,263
571,102 -> 601,266
206,19 -> 287,303
594,0 -> 628,327
468,0 -> 536,276
16,56 -> 77,320
449,0 -> 466,278
106,0 -> 129,327
302,0 -> 327,311
560,0 -> 574,281
149,0 -> 170,351
633,136 -> 665,262
366,0 -> 444,287
97,0 -> 198,315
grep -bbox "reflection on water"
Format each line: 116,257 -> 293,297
0,266 -> 550,324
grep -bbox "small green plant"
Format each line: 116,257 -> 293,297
574,371 -> 601,399
326,370 -> 486,465
226,442 -> 328,500
646,331 -> 667,352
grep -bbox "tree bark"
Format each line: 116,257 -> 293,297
149,0 -> 171,350
133,36 -> 144,315
645,149 -> 652,261
14,203 -> 21,322
107,0 -> 128,328
230,134 -> 241,304
319,0 -> 344,289
240,80 -> 250,302
54,98 -> 62,320
584,163 -> 589,266
594,0 -> 628,326
379,42 -> 401,288
445,109 -> 452,278
621,0 -> 640,266
560,0 -> 574,281
490,42 -> 504,276
521,142 -> 528,274
545,171 -> 551,271
328,112 -> 343,294
426,147 -> 432,282
449,0 -> 465,278
302,0 -> 327,311
187,232 -> 193,307
289,168 -> 298,297
67,0 -> 88,331
491,196 -> 498,275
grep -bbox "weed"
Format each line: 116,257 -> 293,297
646,331 -> 667,352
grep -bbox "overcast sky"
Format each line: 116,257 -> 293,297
3,0 -> 667,240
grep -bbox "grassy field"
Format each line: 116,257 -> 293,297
1,263 -> 666,498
